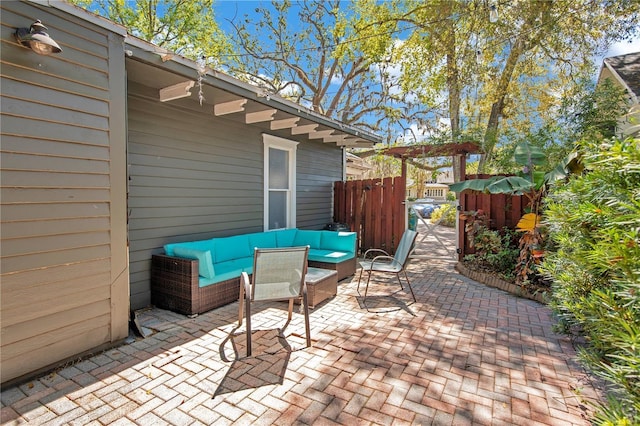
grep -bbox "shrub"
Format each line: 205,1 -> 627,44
464,225 -> 520,282
541,137 -> 640,423
431,203 -> 456,227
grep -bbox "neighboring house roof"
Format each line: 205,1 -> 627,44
600,52 -> 640,102
598,52 -> 640,137
346,152 -> 372,175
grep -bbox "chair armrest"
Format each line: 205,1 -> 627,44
241,271 -> 251,296
363,248 -> 390,259
372,255 -> 403,269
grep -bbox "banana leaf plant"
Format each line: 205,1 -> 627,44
450,142 -> 581,286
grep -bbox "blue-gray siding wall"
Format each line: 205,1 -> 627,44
1,1 -> 128,383
126,89 -> 342,310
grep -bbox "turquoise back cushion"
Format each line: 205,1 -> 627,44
320,231 -> 356,253
164,239 -> 216,258
248,231 -> 277,249
292,230 -> 322,249
172,247 -> 215,278
214,234 -> 251,263
275,228 -> 298,247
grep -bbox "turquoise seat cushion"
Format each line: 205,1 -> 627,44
248,231 -> 277,250
292,229 -> 322,249
204,271 -> 239,286
214,235 -> 251,263
275,228 -> 298,247
164,239 -> 216,257
198,276 -> 217,288
172,247 -> 215,279
320,231 -> 356,253
166,229 -> 357,288
308,248 -> 353,264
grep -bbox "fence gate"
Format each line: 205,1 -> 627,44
333,176 -> 406,255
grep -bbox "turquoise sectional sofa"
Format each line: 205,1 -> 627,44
151,229 -> 357,315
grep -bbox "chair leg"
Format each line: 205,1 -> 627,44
395,273 -> 405,290
287,299 -> 294,321
357,267 -> 364,293
403,270 -> 416,302
245,293 -> 252,356
302,286 -> 311,348
238,280 -> 245,326
363,273 -> 372,302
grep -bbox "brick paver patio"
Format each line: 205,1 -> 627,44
1,225 -> 602,425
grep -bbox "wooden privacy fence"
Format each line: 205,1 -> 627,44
333,176 -> 406,255
457,175 -> 530,260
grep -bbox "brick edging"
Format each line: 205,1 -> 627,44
455,262 -> 547,304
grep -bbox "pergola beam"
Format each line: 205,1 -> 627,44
356,142 -> 481,159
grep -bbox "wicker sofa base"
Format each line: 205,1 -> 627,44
151,254 -> 240,316
151,252 -> 356,316
308,256 -> 356,281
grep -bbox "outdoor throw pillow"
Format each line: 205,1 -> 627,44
173,247 -> 215,279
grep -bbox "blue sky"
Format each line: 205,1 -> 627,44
604,37 -> 640,57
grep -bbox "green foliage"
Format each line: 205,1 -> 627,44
69,0 -> 231,62
449,140 -> 557,195
463,225 -> 520,281
560,78 -> 630,141
378,0 -> 639,169
542,137 -> 640,423
474,227 -> 503,255
430,203 -> 456,227
451,139 -> 584,288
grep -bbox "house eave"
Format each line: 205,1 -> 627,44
124,36 -> 382,147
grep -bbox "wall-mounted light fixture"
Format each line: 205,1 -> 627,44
14,20 -> 62,55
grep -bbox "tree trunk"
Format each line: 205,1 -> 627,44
446,26 -> 462,181
477,1 -> 552,172
478,38 -> 524,173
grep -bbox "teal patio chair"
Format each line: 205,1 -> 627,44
357,229 -> 418,303
238,246 -> 310,356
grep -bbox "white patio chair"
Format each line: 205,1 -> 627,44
238,246 -> 310,356
357,229 -> 418,303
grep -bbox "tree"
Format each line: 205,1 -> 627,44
373,0 -> 639,174
69,0 -> 231,63
222,0 -> 433,140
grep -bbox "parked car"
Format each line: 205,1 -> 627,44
411,200 -> 441,218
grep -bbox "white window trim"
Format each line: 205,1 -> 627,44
263,134 -> 298,230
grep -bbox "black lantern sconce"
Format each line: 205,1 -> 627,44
14,20 -> 62,55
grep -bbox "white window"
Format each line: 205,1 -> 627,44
263,134 -> 298,230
